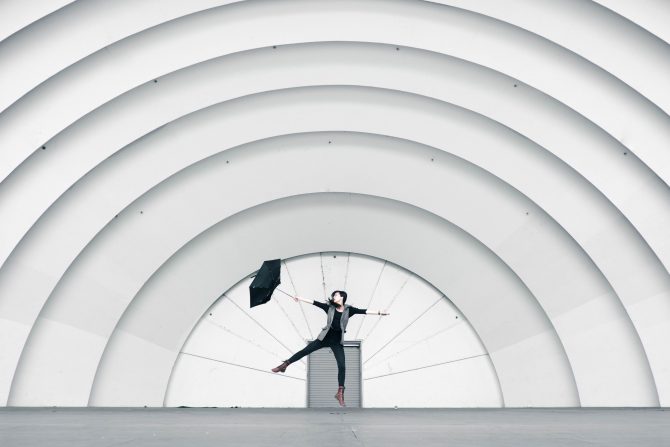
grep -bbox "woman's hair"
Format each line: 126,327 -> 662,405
328,290 -> 348,306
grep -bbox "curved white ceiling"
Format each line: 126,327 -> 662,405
0,0 -> 669,407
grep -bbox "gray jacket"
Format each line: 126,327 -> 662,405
317,303 -> 352,345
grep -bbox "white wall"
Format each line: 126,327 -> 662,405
1,0 -> 669,407
165,253 -> 502,408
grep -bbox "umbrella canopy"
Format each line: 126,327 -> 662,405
249,259 -> 282,308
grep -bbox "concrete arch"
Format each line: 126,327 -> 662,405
87,191 -> 574,407
9,126 -> 660,406
1,0 -> 669,187
0,0 -> 668,409
0,0 -> 241,111
163,251 -> 504,408
0,0 -> 77,42
2,86 -> 664,406
436,0 -> 670,115
7,132 -> 585,406
2,42 -> 669,279
592,0 -> 670,45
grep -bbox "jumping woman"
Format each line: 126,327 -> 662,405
271,290 -> 390,407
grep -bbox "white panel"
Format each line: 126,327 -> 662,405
5,88 -> 663,405
363,285 -> 483,375
491,330 -> 578,408
165,283 -> 308,408
2,46 -> 668,371
339,254 -> 387,340
7,318 -> 106,406
364,356 -> 501,408
90,329 -> 177,406
277,257 -> 319,341
183,293 -> 308,374
0,0 -> 240,111
287,255 -> 330,305
2,47 -> 669,409
0,318 -> 30,408
593,0 -> 670,44
87,193 -> 573,407
223,280 -> 309,368
355,264 -> 412,342
9,131 -> 595,406
438,0 -> 670,114
0,0 -> 75,42
0,0 -> 668,410
2,0 -> 669,189
364,324 -> 487,378
166,252 -> 500,408
320,252 -> 350,300
165,354 -> 306,408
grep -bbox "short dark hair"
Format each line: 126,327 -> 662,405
329,290 -> 347,305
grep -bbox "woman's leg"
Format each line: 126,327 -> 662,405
330,343 -> 346,387
286,339 -> 324,363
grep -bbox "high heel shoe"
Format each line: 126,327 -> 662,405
271,360 -> 291,373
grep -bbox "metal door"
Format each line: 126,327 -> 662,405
307,340 -> 361,407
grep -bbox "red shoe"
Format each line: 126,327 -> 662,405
334,386 -> 346,407
271,360 -> 291,373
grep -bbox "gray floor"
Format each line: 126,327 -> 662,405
1,407 -> 668,446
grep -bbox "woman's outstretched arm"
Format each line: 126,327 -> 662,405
293,295 -> 329,312
349,306 -> 390,316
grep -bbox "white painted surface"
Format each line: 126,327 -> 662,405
88,192 -> 571,407
165,254 -> 502,408
1,0 -> 669,408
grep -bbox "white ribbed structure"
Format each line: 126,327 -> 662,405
165,253 -> 502,408
0,0 -> 669,407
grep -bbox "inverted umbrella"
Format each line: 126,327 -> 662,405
249,258 -> 294,308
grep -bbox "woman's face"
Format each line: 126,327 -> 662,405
332,292 -> 344,305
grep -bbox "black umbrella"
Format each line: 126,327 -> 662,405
249,259 -> 294,308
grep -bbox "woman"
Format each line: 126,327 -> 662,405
271,290 -> 390,407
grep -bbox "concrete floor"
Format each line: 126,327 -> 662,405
0,408 -> 668,446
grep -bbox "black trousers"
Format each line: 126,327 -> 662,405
287,336 -> 346,387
